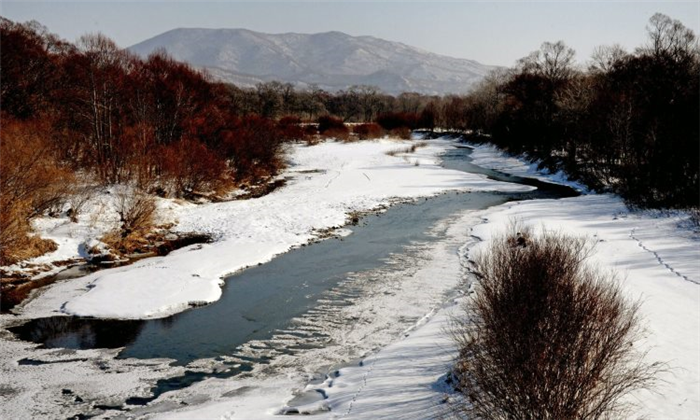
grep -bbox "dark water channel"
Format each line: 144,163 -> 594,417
8,143 -> 578,407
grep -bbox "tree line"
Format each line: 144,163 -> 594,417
0,17 -> 441,263
1,14 -> 697,264
0,18 -> 290,264
456,14 -> 699,209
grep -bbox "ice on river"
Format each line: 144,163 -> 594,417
18,137 -> 532,320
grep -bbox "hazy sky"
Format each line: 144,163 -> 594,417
2,1 -> 698,66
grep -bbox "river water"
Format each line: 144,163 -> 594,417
8,142 -> 578,406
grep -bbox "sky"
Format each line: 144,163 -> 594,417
1,1 -> 698,66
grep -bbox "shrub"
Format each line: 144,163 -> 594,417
454,227 -> 659,419
222,115 -> 285,183
323,127 -> 350,141
66,184 -> 99,223
353,123 -> 384,140
304,124 -> 319,137
317,115 -> 348,137
389,126 -> 412,139
102,186 -> 158,256
0,199 -> 30,265
114,187 -> 157,238
160,137 -> 229,197
0,117 -> 73,265
376,111 -> 419,131
277,115 -> 307,141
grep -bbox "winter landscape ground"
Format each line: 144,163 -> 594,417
1,136 -> 697,419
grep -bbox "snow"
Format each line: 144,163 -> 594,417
0,329 -> 185,420
138,202 -> 483,420
466,195 -> 699,419
2,137 -> 697,419
469,142 -> 590,192
16,137 -> 531,320
146,142 -> 698,419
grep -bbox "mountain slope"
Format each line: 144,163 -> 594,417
129,28 -> 496,94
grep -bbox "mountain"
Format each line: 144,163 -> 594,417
128,28 -> 497,95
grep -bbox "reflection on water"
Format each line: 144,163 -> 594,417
9,316 -> 146,349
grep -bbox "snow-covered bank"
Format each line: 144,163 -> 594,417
137,199 -> 484,420
4,138 -> 696,419
17,138 -> 531,320
308,147 -> 699,419
469,142 -> 589,192
133,191 -> 699,419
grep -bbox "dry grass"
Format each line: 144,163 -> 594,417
353,123 -> 384,140
115,188 -> 157,236
389,126 -> 412,139
16,236 -> 58,261
453,226 -> 660,420
385,141 -> 428,157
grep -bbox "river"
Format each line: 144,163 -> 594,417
7,141 -> 578,412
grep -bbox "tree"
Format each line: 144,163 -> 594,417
256,81 -> 284,118
643,13 -> 698,62
590,44 -> 628,73
519,41 -> 576,83
68,33 -> 132,183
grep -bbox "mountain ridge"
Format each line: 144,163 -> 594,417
129,27 -> 496,94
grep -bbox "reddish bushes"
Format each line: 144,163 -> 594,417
376,112 -> 419,131
0,20 -> 288,192
160,138 -> 229,197
318,115 -> 346,133
0,118 -> 72,264
221,115 -> 286,183
277,115 -> 307,141
353,123 -> 384,140
317,116 -> 349,137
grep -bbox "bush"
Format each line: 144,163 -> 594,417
454,227 -> 659,419
161,137 -> 229,197
303,124 -> 319,137
114,187 -> 157,238
389,126 -> 412,139
353,123 -> 384,140
323,127 -> 350,141
0,200 -> 31,265
222,115 -> 285,183
376,112 -> 419,131
317,115 -> 348,137
277,115 -> 307,142
0,117 -> 73,265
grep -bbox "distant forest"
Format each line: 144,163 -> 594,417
1,13 -> 698,264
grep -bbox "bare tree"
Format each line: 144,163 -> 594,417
519,41 -> 576,83
642,13 -> 698,61
590,44 -> 628,73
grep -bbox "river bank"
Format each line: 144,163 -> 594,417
1,135 -> 534,419
1,137 -> 696,419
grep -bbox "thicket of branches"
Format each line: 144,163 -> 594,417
454,227 -> 660,419
456,14 -> 699,209
0,19 -> 297,263
223,14 -> 698,210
